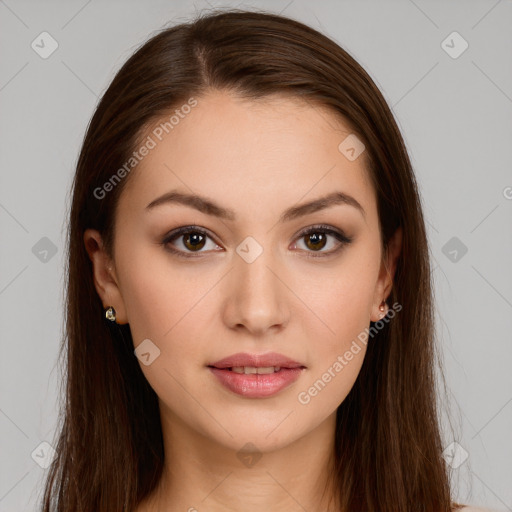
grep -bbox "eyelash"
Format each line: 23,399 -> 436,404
161,224 -> 353,259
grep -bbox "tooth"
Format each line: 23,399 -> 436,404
255,366 -> 276,374
229,366 -> 281,374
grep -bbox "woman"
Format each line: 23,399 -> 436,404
40,8 -> 490,512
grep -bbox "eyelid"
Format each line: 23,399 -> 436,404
161,223 -> 353,258
293,224 -> 352,242
161,225 -> 221,257
291,224 -> 353,258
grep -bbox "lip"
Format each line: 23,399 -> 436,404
208,351 -> 305,369
207,352 -> 306,398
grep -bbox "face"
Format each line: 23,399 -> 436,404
85,89 -> 401,453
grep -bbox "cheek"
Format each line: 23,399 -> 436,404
115,246 -> 213,408
301,253 -> 378,345
116,242 -> 221,368
297,284 -> 370,413
296,253 -> 378,403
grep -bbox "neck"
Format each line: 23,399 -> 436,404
138,404 -> 340,512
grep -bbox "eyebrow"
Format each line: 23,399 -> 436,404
145,189 -> 366,222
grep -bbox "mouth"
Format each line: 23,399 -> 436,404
207,354 -> 306,398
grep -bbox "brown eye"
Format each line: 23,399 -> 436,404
182,232 -> 206,251
303,232 -> 327,251
293,225 -> 353,257
162,226 -> 221,257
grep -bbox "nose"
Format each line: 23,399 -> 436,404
221,248 -> 289,336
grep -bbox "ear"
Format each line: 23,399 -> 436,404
83,228 -> 128,324
370,226 -> 402,322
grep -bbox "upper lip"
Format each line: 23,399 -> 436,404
208,352 -> 306,369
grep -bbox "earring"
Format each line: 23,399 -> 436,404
378,300 -> 387,318
105,306 -> 117,322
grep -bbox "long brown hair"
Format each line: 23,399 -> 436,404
41,8 -> 458,511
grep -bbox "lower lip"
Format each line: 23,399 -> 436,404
208,367 -> 304,398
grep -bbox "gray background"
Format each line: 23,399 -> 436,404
1,0 -> 511,510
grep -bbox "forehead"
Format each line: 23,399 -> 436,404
119,90 -> 376,223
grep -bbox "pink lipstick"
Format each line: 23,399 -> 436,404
207,352 -> 306,398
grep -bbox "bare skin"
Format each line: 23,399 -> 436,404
84,90 -> 402,512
